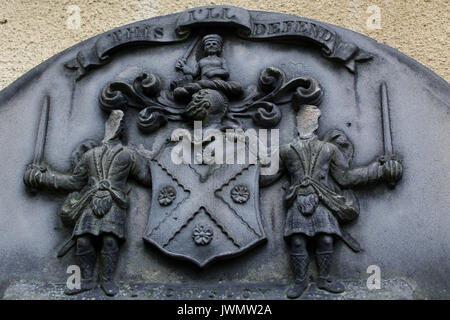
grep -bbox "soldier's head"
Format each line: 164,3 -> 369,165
202,34 -> 223,56
185,89 -> 228,124
103,109 -> 125,143
296,105 -> 321,138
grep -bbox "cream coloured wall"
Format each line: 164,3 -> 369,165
0,0 -> 448,89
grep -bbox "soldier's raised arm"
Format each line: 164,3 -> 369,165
24,152 -> 89,191
330,144 -> 402,188
329,144 -> 382,188
259,145 -> 286,187
176,59 -> 200,78
129,148 -> 152,187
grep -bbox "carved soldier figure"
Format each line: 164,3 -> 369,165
23,110 -> 152,296
277,104 -> 402,298
172,34 -> 243,102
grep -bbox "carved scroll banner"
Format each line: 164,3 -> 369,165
64,23 -> 175,79
66,5 -> 370,80
248,19 -> 371,71
174,5 -> 253,35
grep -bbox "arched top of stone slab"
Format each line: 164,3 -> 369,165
0,5 -> 448,102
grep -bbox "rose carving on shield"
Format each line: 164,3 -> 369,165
158,186 -> 176,206
230,185 -> 250,204
192,225 -> 214,245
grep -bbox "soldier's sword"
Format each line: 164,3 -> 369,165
27,96 -> 50,194
33,95 -> 50,165
170,36 -> 201,90
30,97 -> 78,256
380,82 -> 396,189
181,35 -> 201,62
380,82 -> 393,156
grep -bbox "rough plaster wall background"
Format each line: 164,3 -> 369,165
0,0 -> 448,90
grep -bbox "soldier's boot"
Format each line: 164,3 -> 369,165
287,253 -> 309,299
64,248 -> 96,295
100,246 -> 120,296
316,251 -> 345,293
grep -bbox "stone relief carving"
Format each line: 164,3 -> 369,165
230,185 -> 250,204
16,6 -> 412,299
65,6 -> 371,80
271,93 -> 403,298
24,110 -> 153,296
192,224 -> 214,246
158,186 -> 177,206
99,33 -> 322,133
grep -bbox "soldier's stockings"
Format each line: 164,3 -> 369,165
315,234 -> 345,293
287,235 -> 309,299
64,235 -> 96,295
100,234 -> 120,296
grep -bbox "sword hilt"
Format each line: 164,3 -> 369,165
25,163 -> 48,195
378,153 -> 400,164
377,154 -> 401,189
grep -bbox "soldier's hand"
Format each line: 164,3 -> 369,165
175,59 -> 186,72
380,159 -> 403,184
23,164 -> 47,188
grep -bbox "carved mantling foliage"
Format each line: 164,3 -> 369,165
99,66 -> 323,133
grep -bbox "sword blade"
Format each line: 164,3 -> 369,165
181,35 -> 201,61
33,96 -> 50,164
380,82 -> 393,155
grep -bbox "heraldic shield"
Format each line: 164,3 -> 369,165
143,141 -> 266,267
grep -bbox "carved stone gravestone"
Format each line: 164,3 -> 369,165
0,6 -> 448,299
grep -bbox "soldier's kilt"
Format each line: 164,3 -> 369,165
284,203 -> 343,238
73,202 -> 127,240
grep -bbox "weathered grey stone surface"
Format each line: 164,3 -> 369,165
0,6 -> 449,299
3,279 -> 415,300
